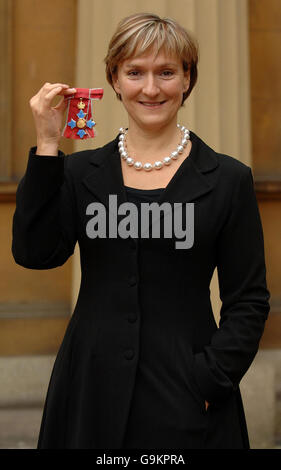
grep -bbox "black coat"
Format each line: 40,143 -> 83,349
12,130 -> 270,449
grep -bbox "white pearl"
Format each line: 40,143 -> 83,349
163,157 -> 171,165
154,161 -> 163,169
134,162 -> 143,170
171,151 -> 179,160
144,163 -> 153,171
118,124 -> 190,172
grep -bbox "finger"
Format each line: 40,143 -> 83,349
40,87 -> 76,110
39,83 -> 70,99
43,82 -> 70,91
58,87 -> 76,96
44,86 -> 65,104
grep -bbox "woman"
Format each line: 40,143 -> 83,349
12,13 -> 270,449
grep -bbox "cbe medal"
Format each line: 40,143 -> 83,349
62,88 -> 103,139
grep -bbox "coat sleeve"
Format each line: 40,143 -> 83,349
12,147 -> 78,269
192,166 -> 270,405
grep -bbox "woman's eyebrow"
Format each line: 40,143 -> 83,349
124,64 -> 140,68
124,62 -> 178,68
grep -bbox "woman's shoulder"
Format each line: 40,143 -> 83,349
214,153 -> 252,193
192,131 -> 252,180
216,151 -> 251,174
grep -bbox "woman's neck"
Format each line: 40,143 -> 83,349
125,121 -> 182,162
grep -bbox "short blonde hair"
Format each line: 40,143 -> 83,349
104,12 -> 199,106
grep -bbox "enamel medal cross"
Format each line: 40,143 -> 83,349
62,88 -> 103,139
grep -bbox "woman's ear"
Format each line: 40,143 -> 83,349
112,73 -> 121,95
183,71 -> 190,93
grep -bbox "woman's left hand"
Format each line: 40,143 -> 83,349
205,401 -> 209,411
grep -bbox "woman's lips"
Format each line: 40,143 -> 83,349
139,101 -> 166,108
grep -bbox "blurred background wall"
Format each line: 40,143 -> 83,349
0,0 -> 280,448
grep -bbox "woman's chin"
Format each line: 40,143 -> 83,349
133,115 -> 176,130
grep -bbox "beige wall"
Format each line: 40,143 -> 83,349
248,0 -> 281,347
11,0 -> 77,179
249,0 -> 281,177
0,0 -> 12,180
0,0 -> 77,356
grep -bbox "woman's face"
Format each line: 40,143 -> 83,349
112,46 -> 190,131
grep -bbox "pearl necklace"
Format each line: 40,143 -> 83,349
118,124 -> 190,171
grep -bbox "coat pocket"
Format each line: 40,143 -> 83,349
175,339 -> 208,416
185,362 -> 208,415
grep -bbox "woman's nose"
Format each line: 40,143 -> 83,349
142,74 -> 160,96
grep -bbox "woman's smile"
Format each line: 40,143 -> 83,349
139,100 -> 167,108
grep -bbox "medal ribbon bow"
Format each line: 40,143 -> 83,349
62,88 -> 103,139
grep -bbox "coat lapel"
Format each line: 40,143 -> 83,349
82,130 -> 219,231
82,137 -> 126,226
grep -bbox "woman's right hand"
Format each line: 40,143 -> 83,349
29,82 -> 76,155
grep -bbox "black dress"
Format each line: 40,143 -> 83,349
122,185 -> 193,449
12,132 -> 270,449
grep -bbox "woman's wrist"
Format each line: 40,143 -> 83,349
36,140 -> 59,156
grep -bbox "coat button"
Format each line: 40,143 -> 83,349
128,275 -> 137,286
124,349 -> 134,360
128,314 -> 137,323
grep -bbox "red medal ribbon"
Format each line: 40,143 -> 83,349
62,87 -> 103,139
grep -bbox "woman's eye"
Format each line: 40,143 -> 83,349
127,70 -> 174,77
161,70 -> 173,77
